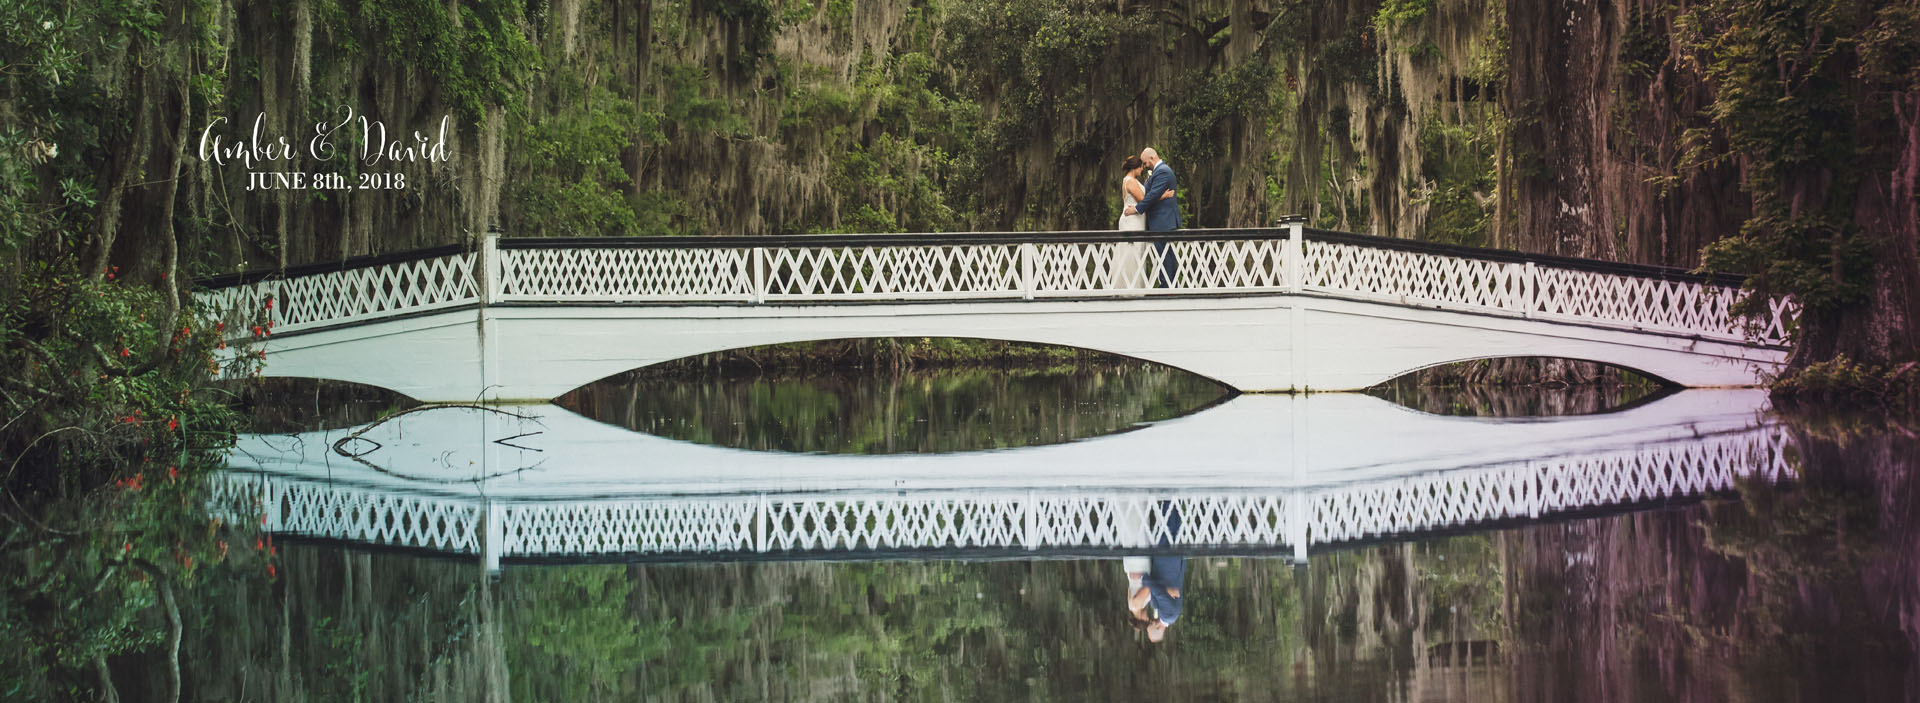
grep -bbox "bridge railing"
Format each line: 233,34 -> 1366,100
211,425 -> 1792,568
194,245 -> 482,336
194,224 -> 1794,347
491,233 -> 1293,302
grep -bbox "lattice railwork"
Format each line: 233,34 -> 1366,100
762,245 -> 1023,300
1300,238 -> 1794,345
1308,429 -> 1793,543
1026,494 -> 1293,548
500,499 -> 757,555
219,474 -> 484,553
1530,267 -> 1793,345
496,248 -> 754,301
1301,239 -> 1526,314
197,253 -> 480,336
760,496 -> 1029,551
1028,239 -> 1288,296
192,279 -> 280,339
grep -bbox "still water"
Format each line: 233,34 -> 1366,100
172,366 -> 1917,701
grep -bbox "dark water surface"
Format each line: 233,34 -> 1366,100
137,368 -> 1920,701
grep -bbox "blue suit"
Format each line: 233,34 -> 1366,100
1133,161 -> 1182,284
1133,161 -> 1182,231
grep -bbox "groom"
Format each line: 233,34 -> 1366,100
1122,147 -> 1181,286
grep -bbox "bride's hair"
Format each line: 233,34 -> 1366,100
1121,155 -> 1143,173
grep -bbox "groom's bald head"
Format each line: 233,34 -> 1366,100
1140,148 -> 1160,167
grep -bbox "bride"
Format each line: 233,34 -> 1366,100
1113,156 -> 1151,289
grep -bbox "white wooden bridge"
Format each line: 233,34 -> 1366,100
195,222 -> 1795,402
214,391 -> 1793,570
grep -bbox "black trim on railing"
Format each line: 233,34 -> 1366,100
193,243 -> 472,289
196,225 -> 1751,289
493,228 -> 1296,250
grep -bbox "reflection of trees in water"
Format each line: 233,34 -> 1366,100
234,378 -> 418,434
1500,418 -> 1918,702
137,541 -> 1510,700
1368,375 -> 1667,417
558,365 -> 1232,453
121,421 -> 1920,700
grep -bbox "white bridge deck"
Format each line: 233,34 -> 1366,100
195,225 -> 1796,401
216,391 -> 1793,570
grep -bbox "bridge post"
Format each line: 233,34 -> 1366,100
1282,217 -> 1305,293
755,494 -> 769,552
1019,243 -> 1037,300
1522,262 -> 1536,318
752,248 -> 767,304
478,226 -> 501,404
1282,216 -> 1307,390
483,500 -> 504,573
1022,490 -> 1039,549
258,476 -> 279,529
480,225 -> 502,303
1288,491 -> 1309,564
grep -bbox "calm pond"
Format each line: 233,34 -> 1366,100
160,365 -> 1916,701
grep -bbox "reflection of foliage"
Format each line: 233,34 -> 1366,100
505,567 -> 669,700
0,271 -> 257,698
561,363 -> 1231,454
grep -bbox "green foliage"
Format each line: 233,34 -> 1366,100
506,66 -> 643,236
0,263 -> 261,698
946,0 -> 1155,229
1680,0 -> 1920,318
1167,61 -> 1276,167
1415,117 -> 1496,247
1772,356 -> 1920,411
343,0 -> 541,124
1372,0 -> 1435,35
704,0 -> 789,73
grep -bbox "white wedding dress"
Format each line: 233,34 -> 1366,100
1112,176 -> 1150,289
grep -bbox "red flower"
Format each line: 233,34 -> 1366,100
255,538 -> 264,550
167,466 -> 178,480
265,298 -> 275,309
216,322 -> 225,332
123,542 -> 132,553
166,417 -> 179,431
119,347 -> 131,357
267,564 -> 277,578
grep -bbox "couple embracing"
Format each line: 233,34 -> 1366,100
1115,148 -> 1181,288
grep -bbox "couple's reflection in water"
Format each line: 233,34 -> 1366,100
1121,500 -> 1185,643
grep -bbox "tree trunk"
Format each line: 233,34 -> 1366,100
1502,0 -> 1619,259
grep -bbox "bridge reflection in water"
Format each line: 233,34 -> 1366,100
216,391 -> 1790,571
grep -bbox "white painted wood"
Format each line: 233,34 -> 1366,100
213,391 -> 1792,565
198,233 -> 1797,400
253,313 -> 484,401
249,293 -> 1782,402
